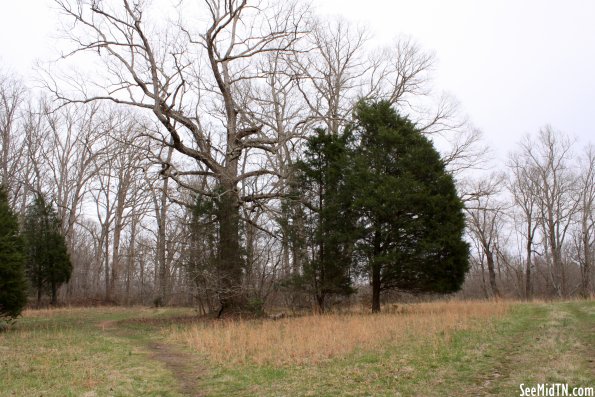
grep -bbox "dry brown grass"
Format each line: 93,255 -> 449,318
169,300 -> 511,366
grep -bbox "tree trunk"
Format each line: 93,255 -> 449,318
139,254 -> 145,304
479,258 -> 489,299
104,233 -> 110,302
155,146 -> 173,305
525,236 -> 532,300
110,213 -> 123,302
37,282 -> 42,308
126,217 -> 137,305
559,250 -> 567,297
553,247 -> 566,297
371,262 -> 381,313
282,234 -> 290,278
371,230 -> 382,313
581,229 -> 592,297
217,185 -> 244,315
547,221 -> 564,297
156,216 -> 167,303
51,281 -> 57,305
316,294 -> 325,314
315,179 -> 326,313
486,249 -> 500,298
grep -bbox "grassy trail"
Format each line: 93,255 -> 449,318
0,307 -> 196,396
0,301 -> 593,396
438,301 -> 595,396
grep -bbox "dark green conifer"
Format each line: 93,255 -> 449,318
0,186 -> 27,321
348,101 -> 469,312
23,194 -> 72,306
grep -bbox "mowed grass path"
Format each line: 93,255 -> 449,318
0,307 -> 194,397
1,300 -> 593,396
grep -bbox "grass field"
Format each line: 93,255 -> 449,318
0,300 -> 593,396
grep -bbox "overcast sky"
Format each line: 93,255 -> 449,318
1,0 -> 594,162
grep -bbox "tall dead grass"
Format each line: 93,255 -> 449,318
169,300 -> 511,366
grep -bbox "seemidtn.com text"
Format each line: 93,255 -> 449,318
520,383 -> 594,397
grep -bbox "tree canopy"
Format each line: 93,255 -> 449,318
287,101 -> 469,312
348,101 -> 469,311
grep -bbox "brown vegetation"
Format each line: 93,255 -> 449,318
170,300 -> 511,366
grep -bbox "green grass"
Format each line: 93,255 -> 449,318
0,307 -> 193,397
1,301 -> 593,396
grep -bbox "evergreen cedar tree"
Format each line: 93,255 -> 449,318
23,194 -> 72,306
295,100 -> 469,312
348,101 -> 469,312
294,129 -> 356,312
0,186 -> 28,321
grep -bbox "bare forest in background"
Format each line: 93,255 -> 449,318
1,0 -> 593,313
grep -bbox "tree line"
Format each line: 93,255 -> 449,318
462,127 -> 594,300
1,0 -> 593,321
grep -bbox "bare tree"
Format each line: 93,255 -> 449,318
42,0 -> 524,308
51,0 -> 310,313
34,102 -> 104,245
106,112 -> 149,301
521,127 -> 579,296
0,73 -> 28,208
21,101 -> 51,206
574,145 -> 595,296
441,126 -> 490,179
290,18 -> 370,135
508,152 -> 541,299
89,133 -> 116,301
144,143 -> 175,305
463,175 -> 506,298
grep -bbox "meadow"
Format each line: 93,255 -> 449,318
1,300 -> 593,396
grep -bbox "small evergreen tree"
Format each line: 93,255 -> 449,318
348,101 -> 469,312
23,194 -> 72,306
0,186 -> 27,322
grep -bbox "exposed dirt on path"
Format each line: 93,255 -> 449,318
96,317 -> 205,397
148,342 -> 205,397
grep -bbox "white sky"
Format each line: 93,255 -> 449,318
1,0 -> 594,162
